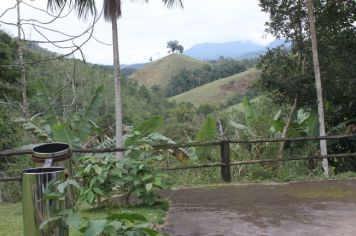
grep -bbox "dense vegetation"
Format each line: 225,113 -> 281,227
165,58 -> 255,96
258,0 -> 356,171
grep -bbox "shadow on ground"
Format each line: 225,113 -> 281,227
159,179 -> 356,236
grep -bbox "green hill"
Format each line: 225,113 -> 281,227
169,68 -> 259,107
129,54 -> 206,88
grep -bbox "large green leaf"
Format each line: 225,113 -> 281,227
83,220 -> 107,236
21,120 -> 53,142
34,80 -> 58,124
65,212 -> 81,228
77,85 -> 104,140
125,116 -> 164,147
53,124 -> 81,147
195,116 -> 216,160
145,132 -> 198,160
242,97 -> 256,122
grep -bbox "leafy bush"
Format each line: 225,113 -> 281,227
77,116 -> 174,207
42,179 -> 163,236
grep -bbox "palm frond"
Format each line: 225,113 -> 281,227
47,0 -> 97,19
162,0 -> 184,8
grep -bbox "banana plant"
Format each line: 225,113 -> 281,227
271,108 -> 319,137
195,116 -> 216,160
17,80 -> 105,148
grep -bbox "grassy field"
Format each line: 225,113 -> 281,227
0,201 -> 169,236
169,68 -> 259,107
129,54 -> 206,88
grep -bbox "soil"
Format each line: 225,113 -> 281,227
159,179 -> 356,236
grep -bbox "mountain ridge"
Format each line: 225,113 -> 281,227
184,39 -> 288,60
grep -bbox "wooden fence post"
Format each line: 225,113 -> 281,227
220,140 -> 231,182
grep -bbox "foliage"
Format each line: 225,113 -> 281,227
80,212 -> 162,236
169,68 -> 259,107
77,116 -> 174,207
258,0 -> 356,128
165,58 -> 249,97
256,47 -> 313,106
167,40 -> 184,54
41,178 -> 162,236
195,116 -> 217,160
0,31 -> 20,101
258,0 -> 356,172
17,83 -> 105,147
271,108 -> 319,137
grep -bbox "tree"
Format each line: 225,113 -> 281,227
306,0 -> 328,175
258,0 -> 355,173
16,0 -> 29,118
167,40 -> 184,54
47,0 -> 183,159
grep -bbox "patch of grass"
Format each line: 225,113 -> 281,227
292,187 -> 353,200
168,168 -> 223,187
0,203 -> 23,236
0,201 -> 169,236
170,68 -> 259,107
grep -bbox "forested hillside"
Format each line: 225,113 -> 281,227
0,31 -> 173,136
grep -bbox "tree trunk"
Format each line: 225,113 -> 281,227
111,1 -> 124,159
16,0 -> 29,119
306,0 -> 328,176
279,98 -> 297,161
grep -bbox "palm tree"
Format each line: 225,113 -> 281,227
306,0 -> 328,176
47,0 -> 183,159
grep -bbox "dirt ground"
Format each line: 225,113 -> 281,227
159,179 -> 356,236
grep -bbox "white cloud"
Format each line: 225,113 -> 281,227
0,0 -> 273,64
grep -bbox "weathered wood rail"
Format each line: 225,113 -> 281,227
1,134 -> 355,183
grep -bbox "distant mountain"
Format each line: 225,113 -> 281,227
184,39 -> 289,60
121,63 -> 146,70
266,38 -> 289,48
184,41 -> 262,60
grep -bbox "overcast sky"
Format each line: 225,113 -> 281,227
0,0 -> 274,65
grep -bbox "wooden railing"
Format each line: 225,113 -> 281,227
1,134 -> 355,183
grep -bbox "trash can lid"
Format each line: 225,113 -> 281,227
32,143 -> 71,159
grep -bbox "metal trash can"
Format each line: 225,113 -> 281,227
32,143 -> 75,208
32,143 -> 72,173
22,167 -> 69,236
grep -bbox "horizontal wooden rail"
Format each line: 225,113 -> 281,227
229,153 -> 356,166
1,153 -> 356,182
229,134 -> 356,144
0,134 -> 355,157
0,134 -> 356,157
160,153 -> 356,171
72,147 -> 127,153
0,140 -> 222,157
0,176 -> 21,182
162,162 -> 223,171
